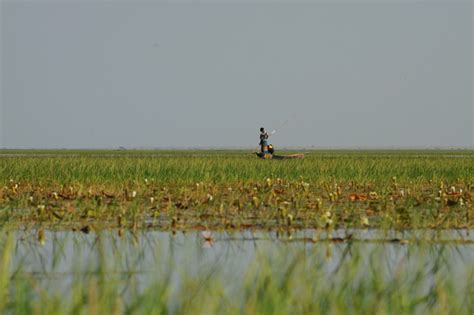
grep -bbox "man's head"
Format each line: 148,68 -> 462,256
260,127 -> 264,132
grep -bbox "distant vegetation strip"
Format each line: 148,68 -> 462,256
0,151 -> 473,184
1,149 -> 474,156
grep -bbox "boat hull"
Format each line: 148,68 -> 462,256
255,152 -> 304,160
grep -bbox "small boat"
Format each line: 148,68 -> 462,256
255,152 -> 304,160
256,144 -> 304,160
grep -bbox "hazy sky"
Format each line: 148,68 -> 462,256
1,0 -> 472,149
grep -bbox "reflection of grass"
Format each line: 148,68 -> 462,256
0,150 -> 472,230
1,231 -> 473,314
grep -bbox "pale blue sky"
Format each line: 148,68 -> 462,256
1,0 -> 472,148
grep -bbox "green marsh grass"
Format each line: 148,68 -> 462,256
1,150 -> 473,184
0,150 -> 472,231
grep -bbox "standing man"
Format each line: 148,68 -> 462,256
259,127 -> 269,153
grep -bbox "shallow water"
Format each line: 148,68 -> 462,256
8,229 -> 474,293
2,228 -> 472,314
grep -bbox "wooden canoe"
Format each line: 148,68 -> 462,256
255,152 -> 304,160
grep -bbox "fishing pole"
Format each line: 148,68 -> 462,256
270,120 -> 288,136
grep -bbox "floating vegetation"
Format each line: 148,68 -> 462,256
0,176 -> 472,232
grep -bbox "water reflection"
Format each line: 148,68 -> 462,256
10,229 -> 473,273
3,228 -> 472,313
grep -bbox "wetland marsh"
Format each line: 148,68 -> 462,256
0,150 -> 473,314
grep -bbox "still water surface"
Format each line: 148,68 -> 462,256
10,229 -> 474,294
